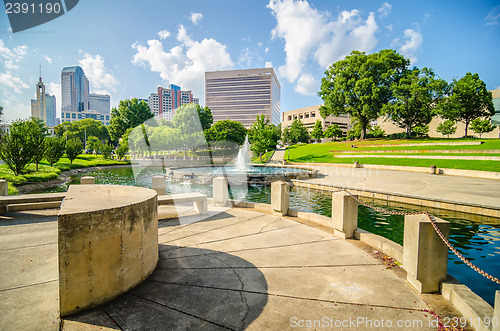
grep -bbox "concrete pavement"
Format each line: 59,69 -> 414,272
62,206 -> 462,330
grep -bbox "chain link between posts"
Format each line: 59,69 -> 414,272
341,189 -> 500,285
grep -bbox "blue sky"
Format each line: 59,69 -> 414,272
1,0 -> 499,123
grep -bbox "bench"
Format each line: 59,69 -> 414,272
0,193 -> 66,213
157,192 -> 208,215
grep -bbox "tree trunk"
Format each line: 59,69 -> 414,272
361,124 -> 367,140
464,121 -> 469,138
259,153 -> 263,163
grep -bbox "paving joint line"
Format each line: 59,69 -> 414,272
0,278 -> 58,293
0,241 -> 57,252
154,263 -> 381,270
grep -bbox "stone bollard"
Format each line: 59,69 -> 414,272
271,181 -> 289,216
152,175 -> 166,196
403,214 -> 450,293
0,179 -> 8,196
354,161 -> 361,168
213,177 -> 229,207
80,176 -> 95,185
429,165 -> 437,174
494,291 -> 500,331
331,191 -> 358,239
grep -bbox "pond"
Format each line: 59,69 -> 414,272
38,166 -> 500,306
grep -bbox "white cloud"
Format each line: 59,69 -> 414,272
385,24 -> 393,32
0,71 -> 29,93
190,12 -> 203,25
47,82 -> 61,117
43,55 -> 52,64
158,30 -> 171,40
78,51 -> 118,92
378,2 -> 391,18
0,40 -> 28,69
394,29 -> 423,64
268,0 -> 378,92
485,5 -> 500,26
295,72 -> 318,95
132,25 -> 233,103
265,61 -> 273,68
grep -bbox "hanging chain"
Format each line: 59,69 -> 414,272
341,189 -> 500,285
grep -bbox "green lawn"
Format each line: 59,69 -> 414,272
0,154 -> 130,195
283,138 -> 500,172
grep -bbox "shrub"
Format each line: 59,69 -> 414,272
65,139 -> 83,164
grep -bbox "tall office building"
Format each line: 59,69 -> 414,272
31,75 -> 56,126
147,84 -> 199,120
89,93 -> 110,114
205,68 -> 281,127
61,66 -> 89,112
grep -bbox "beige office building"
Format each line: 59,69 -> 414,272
282,105 -> 351,134
205,68 -> 280,127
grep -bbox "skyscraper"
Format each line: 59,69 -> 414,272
61,66 -> 89,112
31,74 -> 56,126
205,68 -> 281,127
147,84 -> 199,120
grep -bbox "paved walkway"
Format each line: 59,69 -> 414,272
61,206 -> 460,330
296,165 -> 500,209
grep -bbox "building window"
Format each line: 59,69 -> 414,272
305,113 -> 309,118
311,112 -> 316,117
288,116 -> 292,121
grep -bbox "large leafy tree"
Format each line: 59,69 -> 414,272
54,119 -> 109,143
109,99 -> 154,142
383,67 -> 448,138
310,120 -> 324,141
196,104 -> 213,131
0,118 -> 45,175
205,120 -> 247,146
319,49 -> 409,139
248,114 -> 280,162
30,117 -> 49,171
470,118 -> 496,138
288,119 -> 310,144
324,124 -> 343,140
439,72 -> 495,137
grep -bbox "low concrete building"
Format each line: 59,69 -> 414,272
281,105 -> 351,135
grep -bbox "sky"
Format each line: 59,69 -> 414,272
0,0 -> 499,124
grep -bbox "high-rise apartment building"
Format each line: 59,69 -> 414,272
147,84 -> 199,120
31,75 -> 56,127
89,93 -> 110,114
61,66 -> 89,112
205,68 -> 280,127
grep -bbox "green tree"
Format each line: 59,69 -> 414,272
436,120 -> 457,138
29,118 -> 48,171
86,135 -> 100,153
383,67 -> 447,138
0,118 -> 45,175
101,142 -> 114,160
205,120 -> 247,146
109,99 -> 154,142
367,125 -> 386,138
172,103 -> 204,135
310,120 -> 324,141
323,124 -> 343,140
44,137 -> 65,166
439,72 -> 495,137
197,104 -> 213,131
248,114 -> 280,162
288,119 -> 310,144
0,105 -> 3,123
319,49 -> 409,139
116,142 -> 129,160
413,125 -> 429,138
470,118 -> 496,138
65,138 -> 83,164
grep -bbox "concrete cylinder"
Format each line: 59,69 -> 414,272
152,175 -> 166,196
331,191 -> 358,239
0,179 -> 8,196
429,165 -> 437,174
213,177 -> 229,207
494,291 -> 500,331
80,176 -> 95,185
403,214 -> 450,294
271,181 -> 289,216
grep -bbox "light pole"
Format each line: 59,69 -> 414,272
84,129 -> 87,151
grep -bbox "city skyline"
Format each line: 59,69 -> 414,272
1,0 -> 499,124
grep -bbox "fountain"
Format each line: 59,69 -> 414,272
234,135 -> 252,172
166,136 -> 316,185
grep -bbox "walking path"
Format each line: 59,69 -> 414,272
0,205 -> 464,330
296,165 -> 500,209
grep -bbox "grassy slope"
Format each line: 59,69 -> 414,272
285,139 -> 500,172
0,155 -> 130,194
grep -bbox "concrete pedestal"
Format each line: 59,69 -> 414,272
152,175 -> 166,196
331,191 -> 358,239
494,291 -> 500,331
271,181 -> 289,216
0,179 -> 8,196
80,176 -> 95,185
403,214 -> 450,294
213,177 -> 229,207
